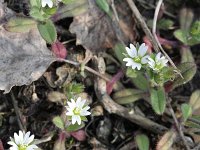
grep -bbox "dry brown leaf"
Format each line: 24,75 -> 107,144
0,3 -> 56,93
69,0 -> 135,52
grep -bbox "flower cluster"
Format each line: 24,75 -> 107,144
65,97 -> 91,125
7,130 -> 38,150
123,43 -> 168,72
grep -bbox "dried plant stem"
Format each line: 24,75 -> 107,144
152,0 -> 181,76
168,100 -> 191,150
126,0 -> 159,52
58,58 -> 110,82
10,91 -> 25,131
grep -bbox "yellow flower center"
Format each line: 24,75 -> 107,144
19,145 -> 27,150
73,107 -> 81,115
133,56 -> 141,63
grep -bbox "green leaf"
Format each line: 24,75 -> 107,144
52,116 -> 65,130
181,103 -> 192,122
66,123 -> 84,132
189,90 -> 200,111
95,0 -> 110,14
191,21 -> 200,39
126,68 -> 137,78
37,20 -> 57,44
147,19 -> 174,30
131,72 -> 149,91
135,134 -> 149,150
172,62 -> 196,90
174,29 -> 188,44
114,43 -> 126,64
114,90 -> 145,104
30,7 -> 46,21
30,0 -> 41,7
150,87 -> 166,115
43,7 -> 57,16
4,17 -> 36,33
52,0 -> 88,21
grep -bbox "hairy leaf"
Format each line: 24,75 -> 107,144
38,20 -> 57,44
52,116 -> 65,130
181,103 -> 192,122
4,17 -> 37,33
150,87 -> 166,114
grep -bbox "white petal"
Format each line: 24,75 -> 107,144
82,106 -> 90,111
72,115 -> 78,124
135,63 -> 142,70
76,116 -> 82,125
10,147 -> 18,150
26,135 -> 34,145
76,97 -> 86,108
66,110 -> 74,116
125,45 -> 137,58
47,0 -> 53,8
80,110 -> 91,116
14,133 -> 20,144
67,100 -> 76,109
155,52 -> 162,62
141,55 -> 150,64
7,141 -> 17,147
138,43 -> 148,57
148,58 -> 155,68
123,58 -> 134,67
26,145 -> 38,150
23,131 -> 31,144
41,0 -> 47,7
18,131 -> 24,144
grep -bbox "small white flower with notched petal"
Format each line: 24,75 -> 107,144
148,52 -> 168,72
66,97 -> 91,125
41,0 -> 53,8
7,130 -> 38,150
123,43 -> 150,70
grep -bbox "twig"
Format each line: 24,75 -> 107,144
34,133 -> 54,145
168,99 -> 191,150
10,91 -> 25,131
126,0 -> 159,52
58,58 -> 110,82
101,94 -> 167,134
152,0 -> 181,77
111,0 -> 119,22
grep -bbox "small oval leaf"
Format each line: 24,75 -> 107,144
150,87 -> 166,115
189,90 -> 200,111
66,123 -> 84,132
181,103 -> 192,122
135,134 -> 150,150
37,20 -> 57,44
52,116 -> 65,130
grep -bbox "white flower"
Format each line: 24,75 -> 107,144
66,97 -> 91,125
148,52 -> 168,72
41,0 -> 53,8
7,130 -> 38,150
123,43 -> 150,70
